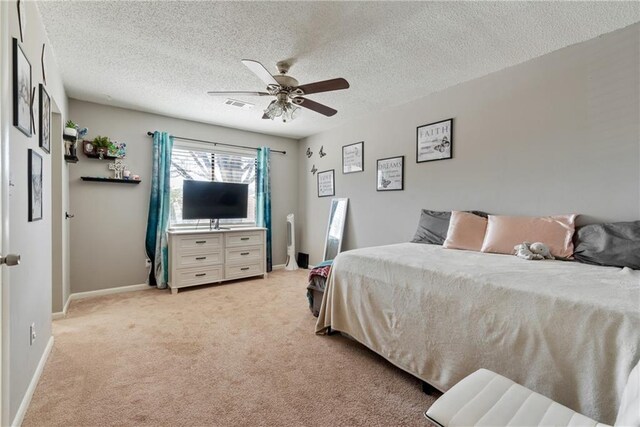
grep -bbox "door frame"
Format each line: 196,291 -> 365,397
51,108 -> 67,316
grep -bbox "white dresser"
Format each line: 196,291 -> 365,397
167,227 -> 267,294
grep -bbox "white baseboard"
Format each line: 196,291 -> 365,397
69,283 -> 149,301
52,284 -> 150,320
52,296 -> 71,320
11,336 -> 54,427
273,264 -> 311,271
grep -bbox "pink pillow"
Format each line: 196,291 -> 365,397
480,214 -> 577,258
443,211 -> 488,251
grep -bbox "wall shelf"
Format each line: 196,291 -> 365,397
84,152 -> 119,160
64,155 -> 79,163
81,177 -> 141,184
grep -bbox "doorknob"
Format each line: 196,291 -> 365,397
65,212 -> 75,219
0,254 -> 21,266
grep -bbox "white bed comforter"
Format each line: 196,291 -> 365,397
316,243 -> 640,424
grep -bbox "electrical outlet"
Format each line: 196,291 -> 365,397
30,323 -> 36,345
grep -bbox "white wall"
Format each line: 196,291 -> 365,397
2,1 -> 68,423
298,24 -> 640,265
67,100 -> 299,294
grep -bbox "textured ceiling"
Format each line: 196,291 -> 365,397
38,1 -> 639,139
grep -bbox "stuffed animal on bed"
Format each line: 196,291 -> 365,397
529,242 -> 555,260
514,242 -> 541,260
513,242 -> 554,261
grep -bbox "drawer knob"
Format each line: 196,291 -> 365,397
195,273 -> 207,277
195,240 -> 206,244
240,252 -> 250,256
240,267 -> 250,271
195,256 -> 207,260
240,237 -> 250,241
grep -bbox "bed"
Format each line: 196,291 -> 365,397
315,243 -> 640,424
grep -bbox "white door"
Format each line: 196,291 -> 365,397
0,2 -> 20,423
0,2 -> 6,422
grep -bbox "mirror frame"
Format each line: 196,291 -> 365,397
322,198 -> 349,262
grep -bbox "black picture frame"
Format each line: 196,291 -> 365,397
28,149 -> 43,222
342,141 -> 364,174
317,169 -> 335,198
39,84 -> 50,153
376,155 -> 404,191
17,0 -> 25,43
416,118 -> 453,163
13,38 -> 32,137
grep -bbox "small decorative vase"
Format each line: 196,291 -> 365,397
63,127 -> 78,138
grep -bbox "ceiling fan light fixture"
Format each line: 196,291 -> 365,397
264,99 -> 300,122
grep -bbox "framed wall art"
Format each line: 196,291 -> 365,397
376,155 -> 404,191
342,141 -> 364,174
39,84 -> 50,153
28,149 -> 43,222
17,0 -> 26,42
416,118 -> 453,163
317,169 -> 335,198
13,38 -> 32,137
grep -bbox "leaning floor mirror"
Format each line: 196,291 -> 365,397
323,198 -> 349,262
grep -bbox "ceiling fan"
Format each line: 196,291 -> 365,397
207,59 -> 349,122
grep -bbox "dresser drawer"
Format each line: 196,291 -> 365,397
175,266 -> 223,288
225,262 -> 263,280
176,251 -> 223,269
225,245 -> 262,265
175,234 -> 222,251
226,231 -> 263,248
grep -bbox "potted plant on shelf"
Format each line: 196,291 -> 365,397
63,120 -> 78,140
92,135 -> 111,158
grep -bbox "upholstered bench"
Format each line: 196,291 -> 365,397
425,362 -> 639,427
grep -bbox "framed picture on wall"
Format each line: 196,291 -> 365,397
28,149 -> 43,222
416,118 -> 453,163
39,84 -> 51,153
376,156 -> 404,191
13,38 -> 32,137
342,141 -> 364,174
317,169 -> 335,198
17,0 -> 26,42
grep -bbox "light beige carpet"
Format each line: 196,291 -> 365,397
23,270 -> 437,426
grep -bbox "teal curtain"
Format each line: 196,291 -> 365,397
256,147 -> 272,272
145,131 -> 174,288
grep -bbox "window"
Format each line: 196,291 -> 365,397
170,143 -> 257,226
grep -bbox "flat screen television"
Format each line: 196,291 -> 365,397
182,180 -> 248,221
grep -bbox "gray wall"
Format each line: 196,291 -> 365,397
298,24 -> 640,265
68,100 -> 299,294
2,1 -> 69,422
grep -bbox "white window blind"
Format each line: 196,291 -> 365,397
169,143 -> 257,226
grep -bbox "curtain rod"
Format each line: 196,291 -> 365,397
146,132 -> 286,155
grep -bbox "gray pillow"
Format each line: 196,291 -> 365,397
573,221 -> 640,269
411,210 -> 487,245
411,210 -> 451,245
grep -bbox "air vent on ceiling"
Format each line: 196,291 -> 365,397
224,98 -> 254,110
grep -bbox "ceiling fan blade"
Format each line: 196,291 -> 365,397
295,78 -> 349,95
241,59 -> 279,86
207,91 -> 270,97
292,97 -> 337,117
